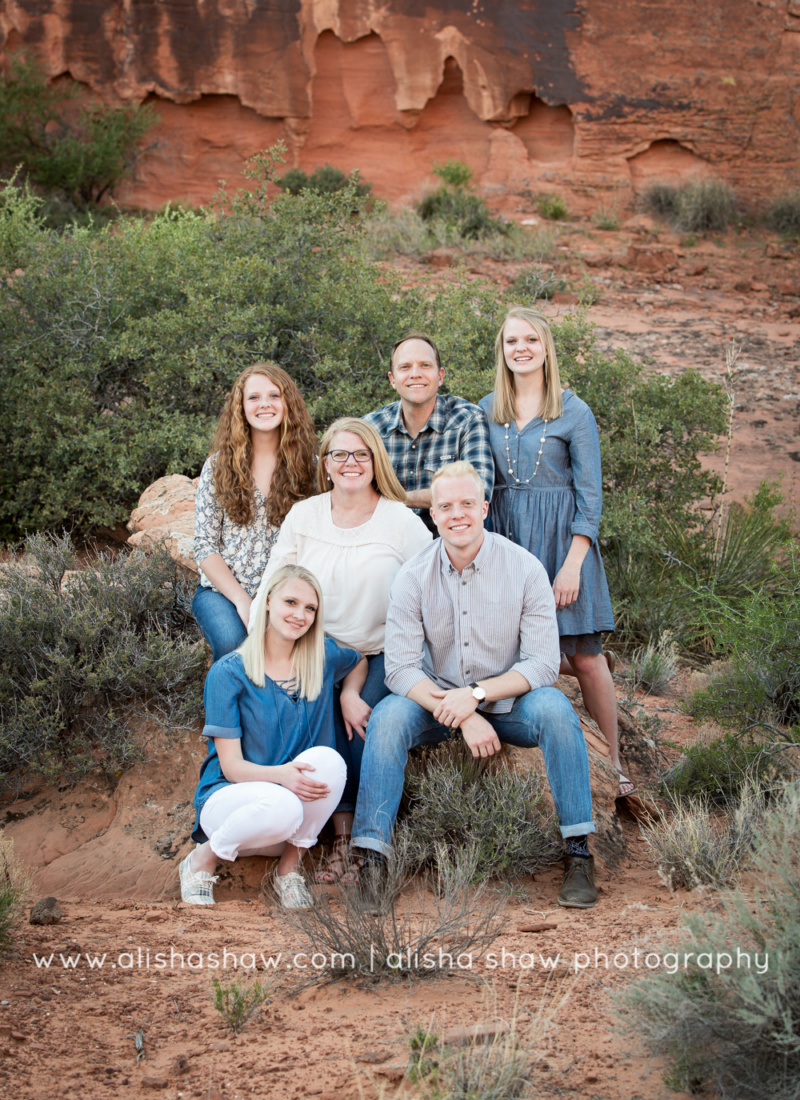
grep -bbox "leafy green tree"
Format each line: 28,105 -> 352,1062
0,53 -> 155,205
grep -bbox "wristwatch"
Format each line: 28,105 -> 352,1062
470,681 -> 487,703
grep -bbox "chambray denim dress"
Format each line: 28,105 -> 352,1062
479,389 -> 615,637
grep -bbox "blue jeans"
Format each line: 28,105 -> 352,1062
352,687 -> 595,857
334,653 -> 390,814
192,585 -> 248,664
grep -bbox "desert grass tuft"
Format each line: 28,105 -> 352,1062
628,631 -> 679,695
640,780 -> 765,890
271,836 -> 505,983
400,739 -> 562,880
211,973 -> 276,1035
619,780 -> 800,1099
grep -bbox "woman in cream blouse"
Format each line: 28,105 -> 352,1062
249,417 -> 431,879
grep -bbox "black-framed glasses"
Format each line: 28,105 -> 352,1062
324,449 -> 373,463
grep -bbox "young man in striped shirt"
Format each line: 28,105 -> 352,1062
352,461 -> 598,909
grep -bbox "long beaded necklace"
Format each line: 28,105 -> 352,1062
504,419 -> 549,483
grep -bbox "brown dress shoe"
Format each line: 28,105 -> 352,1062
557,854 -> 598,909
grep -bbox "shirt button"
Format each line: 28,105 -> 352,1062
462,610 -> 467,615
464,641 -> 469,646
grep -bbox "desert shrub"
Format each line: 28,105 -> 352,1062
640,781 -> 765,890
535,193 -> 568,221
642,179 -> 735,233
591,201 -> 620,230
608,480 -> 790,651
765,190 -> 800,238
274,837 -> 504,982
0,53 -> 155,206
433,160 -> 474,189
688,543 -> 800,729
399,740 -> 561,879
0,154 -> 727,556
417,188 -> 508,240
662,730 -> 791,807
619,780 -> 800,1099
0,831 -> 31,954
211,974 -> 276,1035
642,182 -> 680,219
408,1024 -> 530,1099
510,266 -> 566,301
418,158 -> 508,240
628,631 -> 679,694
275,163 -> 371,199
0,533 -> 204,787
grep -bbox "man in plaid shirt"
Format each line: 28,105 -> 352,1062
363,332 -> 494,533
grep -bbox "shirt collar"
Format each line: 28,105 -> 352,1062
438,528 -> 491,575
392,394 -> 446,438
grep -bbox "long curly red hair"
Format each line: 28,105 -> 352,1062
210,363 -> 317,528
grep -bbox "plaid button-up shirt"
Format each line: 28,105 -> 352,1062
364,394 -> 494,532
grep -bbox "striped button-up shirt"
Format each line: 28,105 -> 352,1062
384,532 -> 561,713
364,394 -> 494,531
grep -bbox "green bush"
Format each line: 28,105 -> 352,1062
662,730 -> 790,807
0,53 -> 155,206
275,163 -> 371,199
0,533 -> 204,787
211,974 -> 275,1035
417,188 -> 508,240
399,740 -> 561,879
688,543 -> 800,730
619,780 -> 800,1099
0,149 -> 727,554
765,190 -> 800,238
535,193 -> 569,221
642,178 -> 736,233
591,202 -> 620,230
432,159 -> 474,190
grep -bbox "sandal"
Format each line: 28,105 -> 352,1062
314,837 -> 362,885
604,649 -> 617,675
617,773 -> 637,799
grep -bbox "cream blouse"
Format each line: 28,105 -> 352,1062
248,493 -> 432,654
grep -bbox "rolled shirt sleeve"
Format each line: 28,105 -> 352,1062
511,562 -> 562,691
201,659 -> 244,740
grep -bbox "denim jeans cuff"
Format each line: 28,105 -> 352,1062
351,835 -> 392,858
559,821 -> 596,839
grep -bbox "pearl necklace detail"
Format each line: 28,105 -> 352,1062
504,420 -> 549,483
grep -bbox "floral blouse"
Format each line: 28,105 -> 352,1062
194,456 -> 279,597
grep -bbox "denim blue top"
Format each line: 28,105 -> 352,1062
191,639 -> 360,840
478,389 -> 614,637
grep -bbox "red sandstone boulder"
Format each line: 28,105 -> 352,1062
127,475 -> 198,573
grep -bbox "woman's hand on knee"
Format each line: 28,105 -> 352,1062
277,762 -> 330,802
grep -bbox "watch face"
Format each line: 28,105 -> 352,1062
472,686 -> 486,701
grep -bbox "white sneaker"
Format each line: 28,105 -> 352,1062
274,871 -> 314,910
179,852 -> 218,906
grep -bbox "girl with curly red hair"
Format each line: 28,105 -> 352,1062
192,363 -> 317,661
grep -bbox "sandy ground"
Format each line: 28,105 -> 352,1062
1,218 -> 797,1099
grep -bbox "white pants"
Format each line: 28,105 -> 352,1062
199,746 -> 346,862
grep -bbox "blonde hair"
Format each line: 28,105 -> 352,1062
316,418 -> 406,502
238,565 -> 325,700
490,307 -> 564,424
430,461 -> 485,503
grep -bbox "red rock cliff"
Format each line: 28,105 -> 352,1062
0,0 -> 797,208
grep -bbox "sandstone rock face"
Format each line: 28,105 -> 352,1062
127,474 -> 198,573
1,1 -> 796,210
